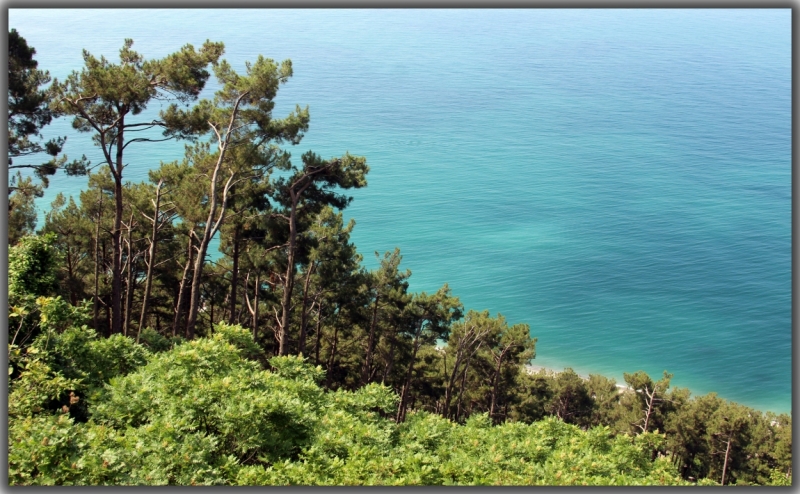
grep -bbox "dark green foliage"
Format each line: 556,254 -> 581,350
8,29 -> 87,185
8,234 -> 79,350
8,28 -> 54,160
8,30 -> 88,244
40,193 -> 94,305
137,327 -> 177,353
9,356 -> 81,419
586,374 -> 622,428
547,368 -> 594,427
31,325 -> 149,392
510,370 -> 556,424
51,38 -> 224,134
8,174 -> 39,245
8,413 -> 89,485
9,233 -> 60,298
621,370 -> 674,435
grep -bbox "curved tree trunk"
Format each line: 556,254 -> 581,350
314,301 -> 323,366
721,433 -> 733,486
185,92 -> 246,339
229,222 -> 240,324
489,347 -> 510,422
92,195 -> 102,330
443,347 -> 465,417
122,211 -> 136,336
396,333 -> 421,423
443,325 -> 486,419
325,324 -> 339,388
362,292 -> 380,385
173,232 -> 194,337
186,234 -> 211,339
455,357 -> 472,422
110,116 -> 125,336
278,198 -> 299,355
298,261 -> 316,356
252,273 -> 259,339
381,329 -> 397,384
186,235 -> 209,340
244,271 -> 261,341
138,179 -> 163,341
642,386 -> 656,433
65,246 -> 77,306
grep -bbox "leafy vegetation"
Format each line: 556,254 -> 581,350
7,30 -> 792,486
5,321 -> 695,486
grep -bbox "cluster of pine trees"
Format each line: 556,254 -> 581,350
8,31 -> 792,486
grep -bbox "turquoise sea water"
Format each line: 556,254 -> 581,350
9,9 -> 791,413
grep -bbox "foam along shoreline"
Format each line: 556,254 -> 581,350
525,364 -> 633,392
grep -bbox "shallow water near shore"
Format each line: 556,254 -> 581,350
9,9 -> 791,413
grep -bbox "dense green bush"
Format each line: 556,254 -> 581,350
7,321 -> 790,486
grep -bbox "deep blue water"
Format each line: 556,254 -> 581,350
9,9 -> 791,413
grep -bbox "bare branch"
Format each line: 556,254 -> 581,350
122,136 -> 174,151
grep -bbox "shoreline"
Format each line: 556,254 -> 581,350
524,364 -> 791,414
525,364 -> 633,392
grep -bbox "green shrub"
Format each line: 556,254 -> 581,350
8,325 -> 696,486
137,327 -> 177,353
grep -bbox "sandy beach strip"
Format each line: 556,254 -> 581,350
525,364 -> 633,391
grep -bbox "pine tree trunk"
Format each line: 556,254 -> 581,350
489,350 -> 507,422
65,247 -> 77,306
239,276 -> 247,323
105,296 -> 111,333
138,180 -> 163,341
278,199 -> 299,355
396,335 -> 421,423
209,291 -> 215,328
92,195 -> 102,331
721,434 -> 732,486
362,292 -> 380,385
110,118 -> 125,335
298,261 -> 315,356
173,232 -> 194,337
443,348 -> 465,417
642,387 -> 655,433
251,273 -> 259,340
186,170 -> 233,338
314,301 -> 323,366
245,271 -> 261,341
443,328 -> 484,419
123,212 -> 135,337
229,222 -> 240,324
186,236 -> 211,339
325,324 -> 339,388
185,96 -> 243,339
455,358 -> 472,422
381,331 -> 396,384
